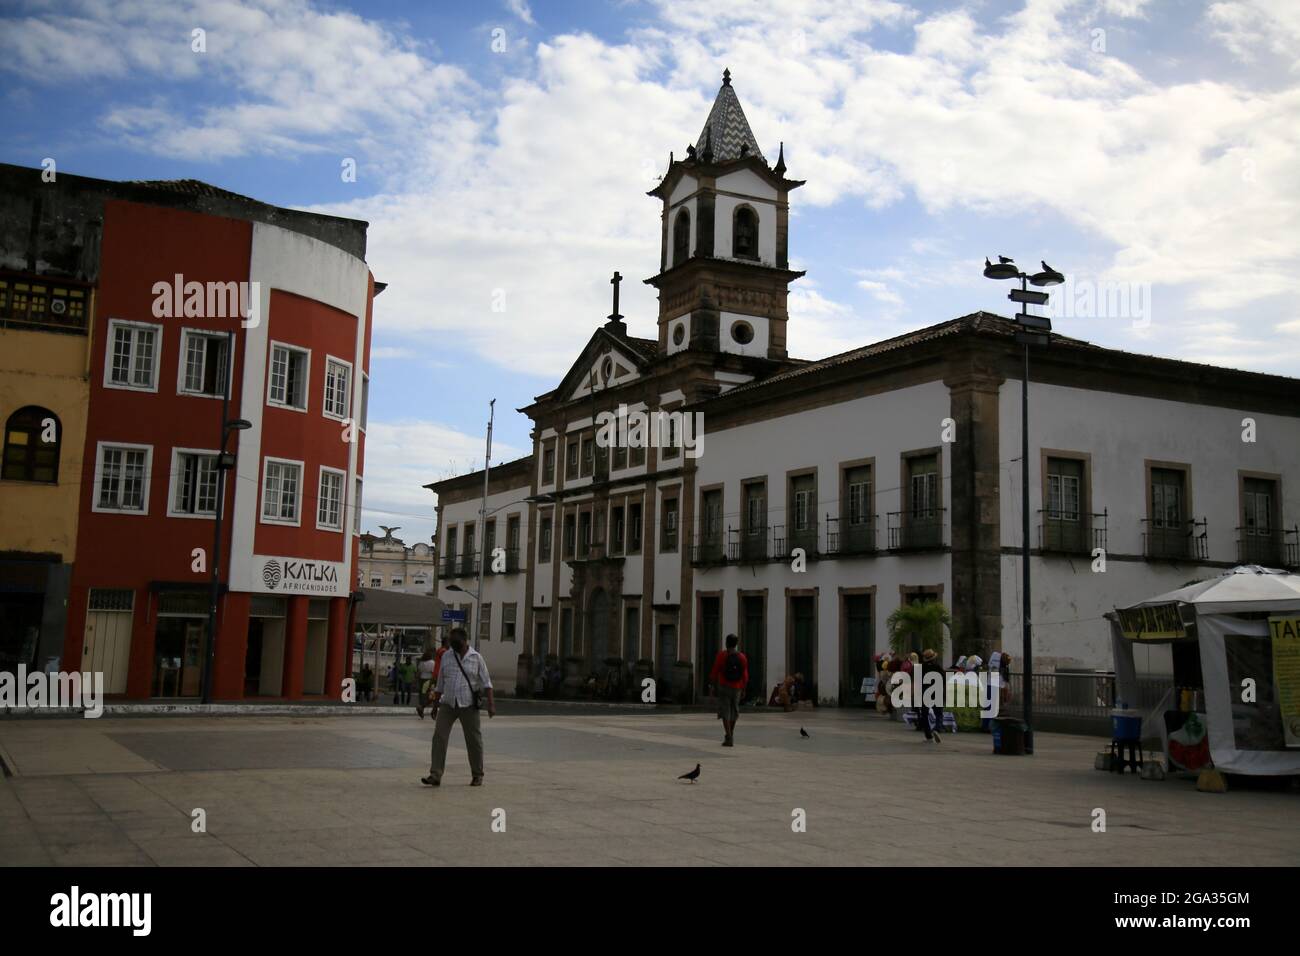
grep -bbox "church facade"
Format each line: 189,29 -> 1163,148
431,73 -> 1300,700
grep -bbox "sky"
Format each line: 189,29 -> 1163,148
2,0 -> 1298,545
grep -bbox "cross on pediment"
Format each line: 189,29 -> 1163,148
608,271 -> 623,321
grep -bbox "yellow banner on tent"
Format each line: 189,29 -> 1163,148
1268,617 -> 1300,749
1117,603 -> 1187,641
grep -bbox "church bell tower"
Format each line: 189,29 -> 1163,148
645,69 -> 805,361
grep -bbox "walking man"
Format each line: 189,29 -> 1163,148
708,633 -> 748,747
423,627 -> 495,787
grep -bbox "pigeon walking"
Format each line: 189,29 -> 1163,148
678,763 -> 701,783
800,727 -> 810,738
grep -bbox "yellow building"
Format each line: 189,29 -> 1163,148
0,268 -> 94,672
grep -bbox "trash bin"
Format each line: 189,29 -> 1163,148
992,717 -> 1027,755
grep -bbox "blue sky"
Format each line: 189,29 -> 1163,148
3,0 -> 1298,544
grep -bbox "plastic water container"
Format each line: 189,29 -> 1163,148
1111,709 -> 1142,740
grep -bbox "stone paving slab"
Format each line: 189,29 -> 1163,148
1,709 -> 1297,866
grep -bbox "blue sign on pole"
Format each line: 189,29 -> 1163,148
441,609 -> 467,624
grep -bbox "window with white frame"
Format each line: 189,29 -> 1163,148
179,331 -> 230,397
268,343 -> 310,410
353,477 -> 363,533
317,467 -> 344,530
95,443 -> 151,513
106,321 -> 161,391
261,458 -> 303,524
171,450 -> 219,516
359,373 -> 369,431
323,357 -> 351,420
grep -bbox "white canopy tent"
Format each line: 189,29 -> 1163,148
1111,566 -> 1300,776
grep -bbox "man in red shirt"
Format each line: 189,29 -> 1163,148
708,633 -> 749,747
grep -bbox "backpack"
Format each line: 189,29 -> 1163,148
723,651 -> 744,683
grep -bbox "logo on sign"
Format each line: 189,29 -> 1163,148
262,560 -> 282,590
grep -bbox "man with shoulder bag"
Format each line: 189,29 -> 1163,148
422,628 -> 495,787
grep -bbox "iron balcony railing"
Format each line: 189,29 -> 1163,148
1236,529 -> 1284,566
1142,518 -> 1207,561
484,548 -> 521,574
729,526 -> 771,563
692,526 -> 728,566
774,522 -> 816,561
1038,509 -> 1107,554
1288,528 -> 1300,569
886,510 -> 946,551
826,515 -> 877,556
441,553 -> 480,578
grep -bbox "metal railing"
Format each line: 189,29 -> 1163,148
826,515 -> 877,556
1142,518 -> 1207,560
483,548 -> 521,573
1004,671 -> 1173,720
1236,529 -> 1283,566
1038,509 -> 1107,554
729,526 -> 770,563
692,529 -> 728,565
784,521 -> 819,558
886,510 -> 946,550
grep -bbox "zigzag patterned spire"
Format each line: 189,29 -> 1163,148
694,68 -> 765,164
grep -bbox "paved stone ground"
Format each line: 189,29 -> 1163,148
1,708 -> 1297,866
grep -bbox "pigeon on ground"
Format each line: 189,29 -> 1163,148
678,763 -> 701,783
800,727 -> 810,738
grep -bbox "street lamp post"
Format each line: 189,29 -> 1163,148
201,331 -> 251,705
982,256 -> 1064,756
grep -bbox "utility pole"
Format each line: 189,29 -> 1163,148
473,400 -> 494,649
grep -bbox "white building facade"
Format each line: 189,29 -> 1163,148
431,72 -> 1300,700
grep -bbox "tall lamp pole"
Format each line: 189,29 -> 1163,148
982,256 -> 1064,756
202,330 -> 251,705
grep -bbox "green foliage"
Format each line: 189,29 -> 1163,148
886,599 -> 951,656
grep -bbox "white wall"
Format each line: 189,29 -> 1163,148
695,381 -> 954,702
999,381 -> 1300,670
436,478 -> 530,688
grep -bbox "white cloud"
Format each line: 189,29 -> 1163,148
9,0 -> 1300,380
506,0 -> 537,27
360,419 -> 527,542
1207,0 -> 1300,66
0,0 -> 473,164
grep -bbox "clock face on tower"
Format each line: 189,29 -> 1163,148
672,323 -> 685,346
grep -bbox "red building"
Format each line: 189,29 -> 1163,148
52,173 -> 376,700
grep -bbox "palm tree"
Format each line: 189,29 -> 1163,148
886,600 -> 951,656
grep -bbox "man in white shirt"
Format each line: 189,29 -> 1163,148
422,628 -> 495,787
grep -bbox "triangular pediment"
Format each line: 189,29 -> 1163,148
551,329 -> 653,404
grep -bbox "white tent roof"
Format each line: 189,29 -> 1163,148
1123,565 -> 1300,615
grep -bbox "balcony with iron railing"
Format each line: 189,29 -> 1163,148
728,526 -> 771,563
1235,527 -> 1299,567
1142,518 -> 1207,561
691,526 -> 728,566
886,510 -> 946,551
825,515 -> 877,556
484,548 -> 521,574
441,552 -> 481,578
1038,509 -> 1107,555
781,521 -> 820,559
